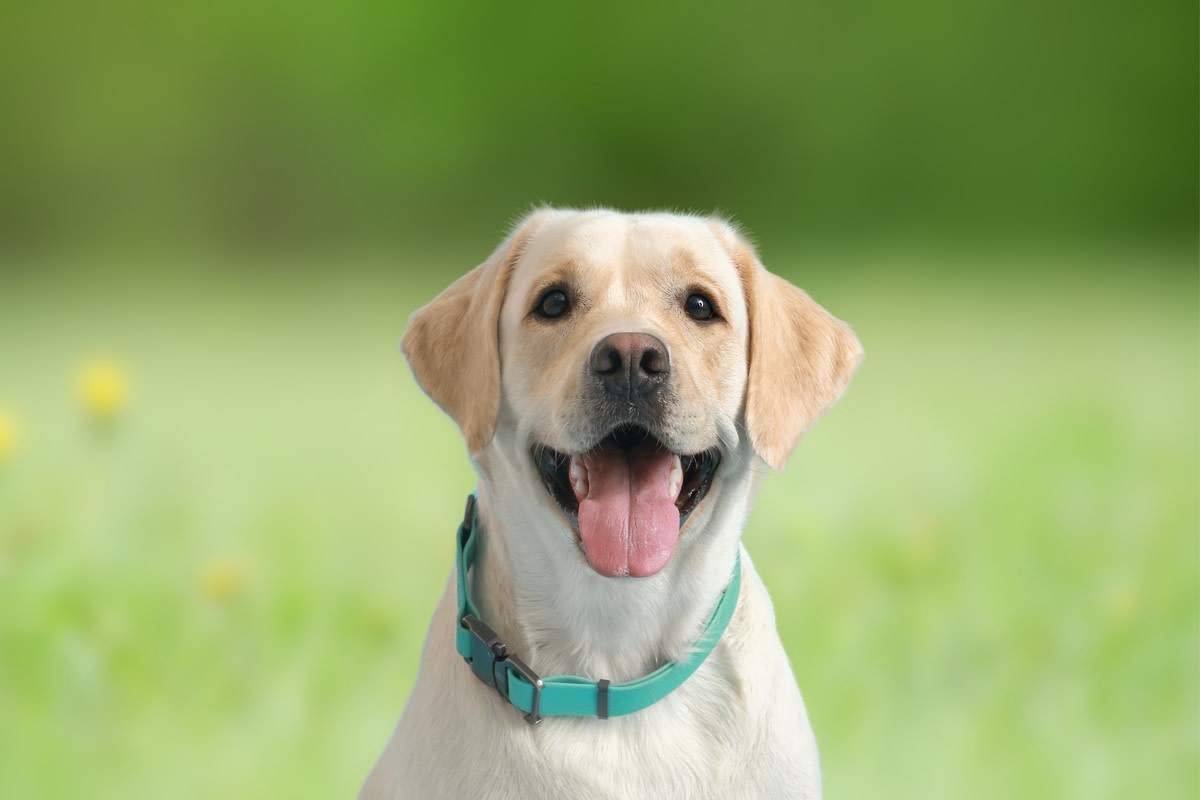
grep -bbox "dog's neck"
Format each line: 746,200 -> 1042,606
469,445 -> 758,684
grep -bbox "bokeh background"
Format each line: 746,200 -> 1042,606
1,1 -> 1196,798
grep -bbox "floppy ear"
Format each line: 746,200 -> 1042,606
401,214 -> 544,453
716,223 -> 863,471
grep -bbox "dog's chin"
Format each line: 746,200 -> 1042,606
532,424 -> 721,577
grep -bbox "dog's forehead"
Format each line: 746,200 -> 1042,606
510,212 -> 739,300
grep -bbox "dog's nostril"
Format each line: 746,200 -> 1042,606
593,346 -> 623,376
640,347 -> 667,375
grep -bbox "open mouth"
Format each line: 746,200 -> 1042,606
533,425 -> 720,577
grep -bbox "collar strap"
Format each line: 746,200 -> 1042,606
454,494 -> 740,724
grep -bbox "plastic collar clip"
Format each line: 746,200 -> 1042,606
461,613 -> 545,724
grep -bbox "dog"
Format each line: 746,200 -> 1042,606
361,208 -> 861,799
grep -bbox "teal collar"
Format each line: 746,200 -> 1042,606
454,494 -> 741,724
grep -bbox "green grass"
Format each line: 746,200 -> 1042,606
0,251 -> 1195,798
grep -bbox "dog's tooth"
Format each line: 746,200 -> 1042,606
570,457 -> 588,499
669,454 -> 683,499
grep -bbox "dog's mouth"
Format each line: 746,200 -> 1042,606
533,425 -> 720,578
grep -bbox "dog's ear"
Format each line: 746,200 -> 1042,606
401,213 -> 546,454
713,222 -> 863,471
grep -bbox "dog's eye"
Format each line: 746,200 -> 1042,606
684,292 -> 716,321
535,288 -> 570,319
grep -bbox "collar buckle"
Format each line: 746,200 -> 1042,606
461,614 -> 544,724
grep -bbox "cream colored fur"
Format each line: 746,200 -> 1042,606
361,209 -> 861,799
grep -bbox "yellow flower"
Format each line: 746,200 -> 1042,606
201,559 -> 244,603
78,358 -> 129,421
0,408 -> 18,464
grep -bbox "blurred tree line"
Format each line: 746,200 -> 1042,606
0,0 -> 1195,257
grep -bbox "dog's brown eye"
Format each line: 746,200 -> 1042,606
536,289 -> 570,319
684,292 -> 716,321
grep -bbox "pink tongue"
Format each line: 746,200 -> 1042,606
577,440 -> 680,578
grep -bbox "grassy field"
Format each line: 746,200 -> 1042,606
0,249 -> 1195,798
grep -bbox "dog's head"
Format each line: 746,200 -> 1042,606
403,209 -> 861,579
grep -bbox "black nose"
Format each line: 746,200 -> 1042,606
589,332 -> 670,399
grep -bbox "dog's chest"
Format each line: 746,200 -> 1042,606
410,659 -> 814,799
446,699 -> 757,799
530,718 -> 744,798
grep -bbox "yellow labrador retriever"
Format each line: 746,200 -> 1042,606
362,208 -> 861,799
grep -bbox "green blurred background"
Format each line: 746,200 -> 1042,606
0,1 -> 1196,798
